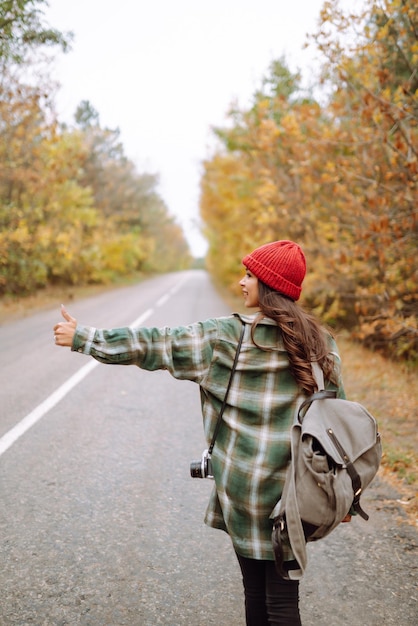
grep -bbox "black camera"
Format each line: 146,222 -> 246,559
190,449 -> 214,479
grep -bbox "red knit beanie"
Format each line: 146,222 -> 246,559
242,240 -> 306,301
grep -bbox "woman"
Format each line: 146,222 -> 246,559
54,240 -> 345,625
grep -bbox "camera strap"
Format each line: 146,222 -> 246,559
208,320 -> 245,456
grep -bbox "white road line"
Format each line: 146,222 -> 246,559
156,294 -> 170,307
129,308 -> 154,328
0,360 -> 98,457
0,274 -> 191,458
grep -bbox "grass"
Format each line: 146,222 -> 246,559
1,278 -> 417,525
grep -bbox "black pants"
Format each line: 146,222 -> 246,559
235,552 -> 301,626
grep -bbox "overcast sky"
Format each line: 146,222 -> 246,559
45,0 -> 330,256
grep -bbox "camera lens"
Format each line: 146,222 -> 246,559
190,461 -> 203,478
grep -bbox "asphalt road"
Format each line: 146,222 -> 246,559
0,270 -> 416,625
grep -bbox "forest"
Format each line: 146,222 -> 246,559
0,0 -> 417,363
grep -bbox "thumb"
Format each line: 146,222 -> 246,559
61,304 -> 76,323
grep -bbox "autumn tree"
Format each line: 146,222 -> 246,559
0,72 -> 102,293
308,0 -> 418,358
200,59 -> 328,291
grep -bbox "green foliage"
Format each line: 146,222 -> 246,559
74,100 -> 100,128
0,0 -> 72,64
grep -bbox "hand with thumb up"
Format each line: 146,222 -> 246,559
53,304 -> 77,347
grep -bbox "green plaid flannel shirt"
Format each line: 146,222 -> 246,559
73,313 -> 345,560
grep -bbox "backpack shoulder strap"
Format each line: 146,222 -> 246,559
272,423 -> 307,580
296,361 -> 337,422
311,360 -> 325,390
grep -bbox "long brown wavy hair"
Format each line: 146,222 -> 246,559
251,281 -> 338,395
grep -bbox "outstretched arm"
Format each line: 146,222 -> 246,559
53,303 -> 217,381
53,305 -> 77,347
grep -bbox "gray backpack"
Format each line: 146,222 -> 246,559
271,362 -> 382,580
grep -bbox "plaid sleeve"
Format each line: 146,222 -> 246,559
72,319 -> 221,383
